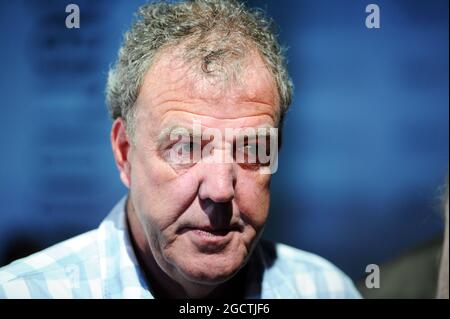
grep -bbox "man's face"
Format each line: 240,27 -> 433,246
116,47 -> 279,285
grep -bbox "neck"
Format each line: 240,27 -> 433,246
125,196 -> 247,298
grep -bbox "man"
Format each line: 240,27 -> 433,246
0,0 -> 360,298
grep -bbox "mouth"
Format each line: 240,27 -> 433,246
180,225 -> 239,236
190,228 -> 234,237
179,226 -> 240,248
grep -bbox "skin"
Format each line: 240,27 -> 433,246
111,45 -> 280,298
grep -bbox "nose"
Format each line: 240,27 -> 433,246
197,160 -> 236,203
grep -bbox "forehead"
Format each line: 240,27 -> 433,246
134,45 -> 280,126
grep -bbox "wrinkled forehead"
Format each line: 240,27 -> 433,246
134,43 -> 280,123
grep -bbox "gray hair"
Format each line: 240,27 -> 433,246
106,0 -> 293,137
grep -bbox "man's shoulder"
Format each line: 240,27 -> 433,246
0,229 -> 100,298
257,240 -> 361,298
261,240 -> 344,273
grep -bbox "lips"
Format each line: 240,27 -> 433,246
178,225 -> 240,249
181,226 -> 238,237
191,228 -> 232,237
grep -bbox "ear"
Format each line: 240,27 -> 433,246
111,118 -> 132,188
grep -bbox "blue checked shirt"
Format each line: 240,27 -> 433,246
0,197 -> 361,299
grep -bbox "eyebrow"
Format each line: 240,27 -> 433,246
157,125 -> 199,145
157,124 -> 276,144
233,125 -> 276,140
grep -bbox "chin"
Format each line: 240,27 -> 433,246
177,253 -> 245,285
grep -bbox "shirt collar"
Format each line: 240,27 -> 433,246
97,196 -> 154,298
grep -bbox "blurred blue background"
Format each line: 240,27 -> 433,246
0,0 -> 448,296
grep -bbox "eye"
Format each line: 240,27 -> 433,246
178,141 -> 194,153
173,141 -> 198,157
234,142 -> 258,165
234,139 -> 273,169
243,144 -> 257,154
164,139 -> 201,167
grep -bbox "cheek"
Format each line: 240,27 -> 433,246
235,171 -> 271,229
129,149 -> 200,231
